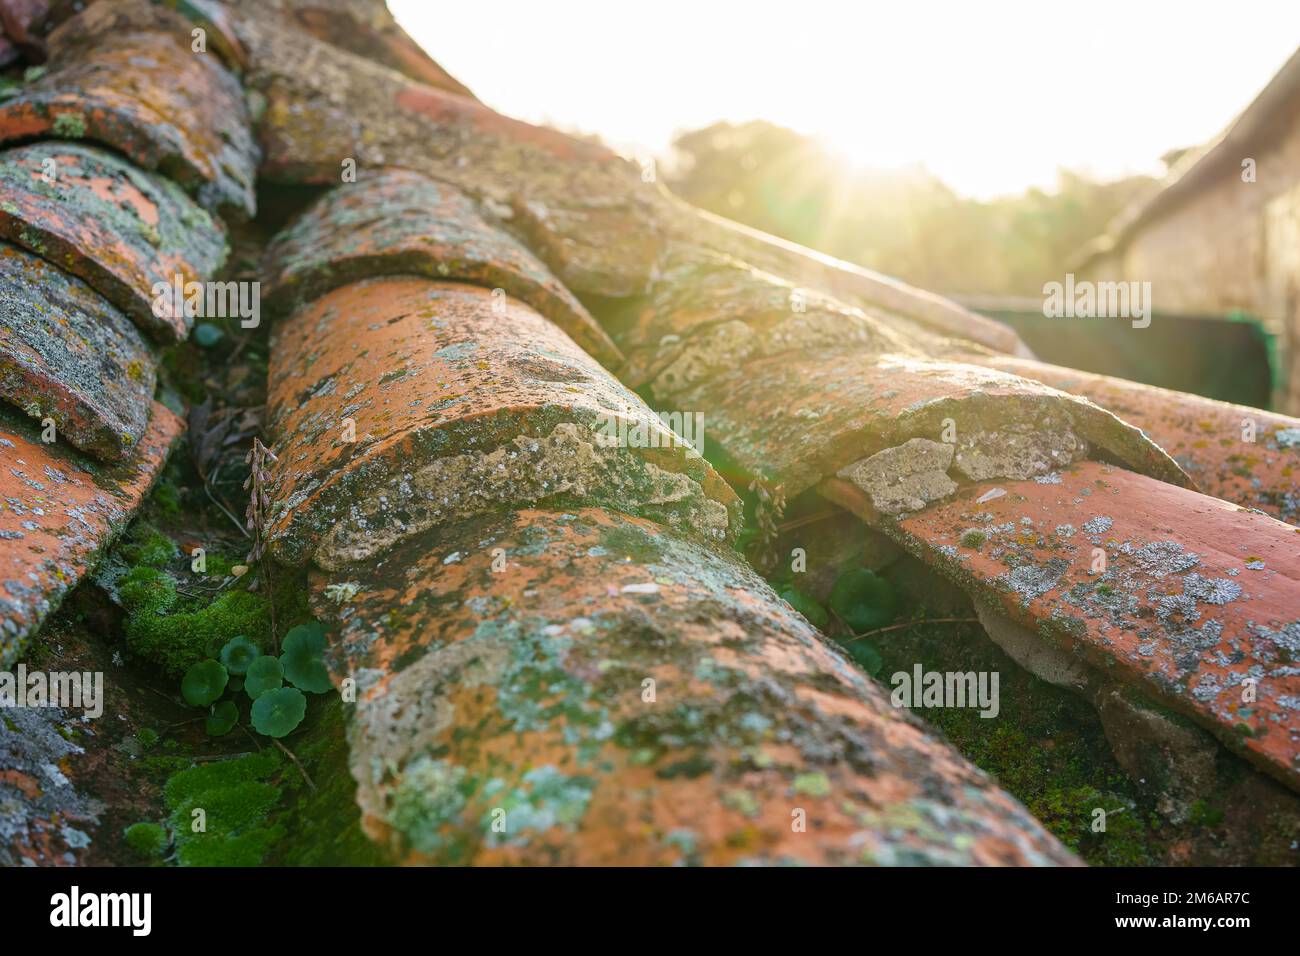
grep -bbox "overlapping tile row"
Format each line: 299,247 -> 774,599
610,249 -> 913,393
965,354 -> 1300,524
822,462 -> 1300,791
0,243 -> 156,460
671,346 -> 1188,500
0,0 -> 260,217
265,278 -> 734,570
231,0 -> 1030,357
263,169 -> 622,367
275,0 -> 475,97
0,402 -> 184,666
0,141 -> 227,343
308,506 -> 1078,865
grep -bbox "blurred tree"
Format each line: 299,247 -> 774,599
667,120 -> 1156,297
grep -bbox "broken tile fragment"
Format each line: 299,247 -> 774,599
266,278 -> 735,569
678,350 -> 1188,499
263,169 -> 620,367
0,12 -> 259,216
973,354 -> 1300,524
0,242 -> 156,460
0,401 -> 184,666
0,142 -> 227,343
310,507 -> 1080,866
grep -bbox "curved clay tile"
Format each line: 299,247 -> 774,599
233,1 -> 1029,355
0,142 -> 227,343
966,354 -> 1300,524
0,14 -> 259,216
283,0 -> 475,98
262,169 -> 621,367
0,242 -> 155,460
674,349 -> 1188,499
266,277 -> 735,569
309,507 -> 1079,866
609,249 -> 911,391
0,402 -> 183,666
822,461 -> 1300,793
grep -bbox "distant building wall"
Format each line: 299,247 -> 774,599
1084,102 -> 1300,411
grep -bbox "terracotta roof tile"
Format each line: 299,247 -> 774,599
609,250 -> 910,391
822,461 -> 1300,792
967,354 -> 1300,524
0,400 -> 183,667
235,6 -> 1028,355
309,507 -> 1078,866
674,349 -> 1188,499
263,169 -> 621,367
0,242 -> 156,460
266,278 -> 735,569
283,0 -> 474,97
0,8 -> 259,216
0,141 -> 227,343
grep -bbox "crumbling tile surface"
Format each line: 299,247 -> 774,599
0,142 -> 227,343
677,349 -> 1188,499
263,169 -> 620,366
267,278 -> 735,569
825,461 -> 1300,791
0,12 -> 259,216
973,355 -> 1300,524
0,401 -> 183,666
0,242 -> 156,461
311,507 -> 1080,866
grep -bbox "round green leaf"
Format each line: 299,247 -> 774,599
181,660 -> 228,707
829,568 -> 897,633
243,656 -> 283,699
219,635 -> 259,675
205,699 -> 239,737
250,687 -> 306,738
193,322 -> 224,347
281,620 -> 331,693
779,587 -> 829,630
844,639 -> 884,676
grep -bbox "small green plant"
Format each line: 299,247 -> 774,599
178,623 -> 328,739
779,587 -> 829,630
829,567 -> 897,633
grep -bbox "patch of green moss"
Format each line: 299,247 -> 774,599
272,699 -> 388,866
51,111 -> 87,138
164,751 -> 285,867
118,523 -> 178,569
149,478 -> 183,516
121,567 -> 273,676
123,822 -> 168,860
864,618 -> 1169,866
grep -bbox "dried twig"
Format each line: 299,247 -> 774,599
273,738 -> 317,792
244,438 -> 280,646
845,617 -> 980,643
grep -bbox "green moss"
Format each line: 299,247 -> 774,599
122,568 -> 273,676
959,529 -> 987,549
864,618 -> 1169,866
163,751 -> 285,867
150,478 -> 183,516
123,822 -> 168,859
118,523 -> 178,569
51,111 -> 87,138
1189,799 -> 1225,828
272,699 -> 388,866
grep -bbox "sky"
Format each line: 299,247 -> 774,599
391,0 -> 1300,199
